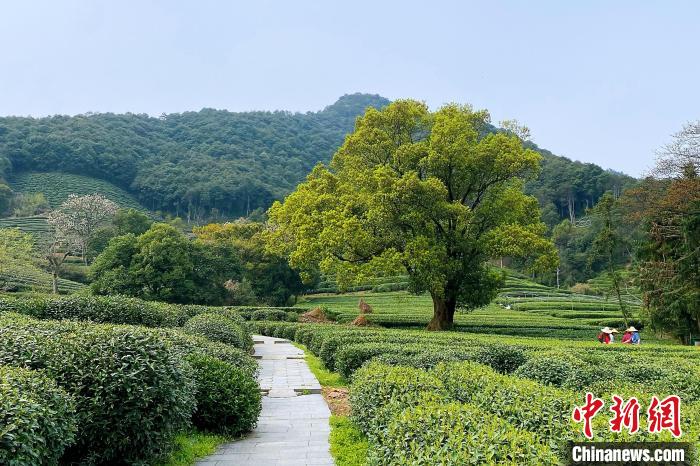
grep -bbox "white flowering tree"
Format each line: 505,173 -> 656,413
47,194 -> 119,266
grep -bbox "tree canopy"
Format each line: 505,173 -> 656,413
90,223 -> 241,304
267,100 -> 558,329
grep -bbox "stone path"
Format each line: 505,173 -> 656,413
195,335 -> 333,466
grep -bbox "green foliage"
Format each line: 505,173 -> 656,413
329,416 -> 368,466
473,344 -> 527,374
184,313 -> 253,351
0,314 -> 196,464
9,193 -> 49,217
0,365 -> 77,466
268,100 -> 557,329
113,208 -> 153,235
350,361 -> 448,435
372,402 -> 559,465
0,294 -> 185,327
0,94 -> 390,219
186,354 -> 261,435
0,183 -> 12,215
157,328 -> 257,378
195,221 -> 305,306
91,223 -> 242,304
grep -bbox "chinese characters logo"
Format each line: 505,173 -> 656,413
572,393 -> 682,439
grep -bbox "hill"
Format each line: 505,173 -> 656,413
8,172 -> 146,210
0,93 -> 634,222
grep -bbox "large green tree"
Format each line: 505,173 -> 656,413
267,100 -> 557,329
194,220 -> 305,306
90,223 -> 241,304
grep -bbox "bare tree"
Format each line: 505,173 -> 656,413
47,194 -> 118,265
655,121 -> 700,177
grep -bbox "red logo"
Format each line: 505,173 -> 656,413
572,392 -> 605,439
573,394 -> 682,438
609,395 -> 640,434
647,395 -> 682,438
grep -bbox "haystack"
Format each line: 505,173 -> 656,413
299,306 -> 329,323
351,314 -> 370,326
358,298 -> 373,314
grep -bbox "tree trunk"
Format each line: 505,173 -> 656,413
427,293 -> 456,331
51,271 -> 58,294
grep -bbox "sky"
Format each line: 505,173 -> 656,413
1,1 -> 698,177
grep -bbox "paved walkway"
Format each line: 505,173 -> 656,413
196,335 -> 333,466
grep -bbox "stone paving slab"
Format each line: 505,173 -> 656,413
195,335 -> 333,466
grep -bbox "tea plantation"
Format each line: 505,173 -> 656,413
249,320 -> 700,464
1,285 -> 696,465
299,274 -> 644,341
8,171 -> 146,210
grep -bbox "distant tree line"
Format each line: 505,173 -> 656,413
0,94 -> 632,225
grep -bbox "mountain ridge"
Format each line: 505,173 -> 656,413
0,93 -> 634,223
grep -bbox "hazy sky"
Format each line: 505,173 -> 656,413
1,1 -> 698,176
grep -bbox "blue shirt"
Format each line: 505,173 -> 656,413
631,332 -> 640,344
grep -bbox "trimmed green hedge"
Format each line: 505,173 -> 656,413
0,314 -> 196,464
0,294 -> 185,327
350,361 -> 449,435
187,354 -> 262,435
0,365 -> 77,466
372,402 -> 559,465
157,328 -> 258,378
184,313 -> 253,351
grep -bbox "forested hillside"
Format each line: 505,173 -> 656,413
0,93 -> 633,222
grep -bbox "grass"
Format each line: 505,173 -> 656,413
328,416 -> 368,466
293,342 -> 347,387
156,431 -> 229,466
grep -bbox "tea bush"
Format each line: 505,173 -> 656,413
184,313 -> 253,351
0,294 -> 184,327
0,314 -> 196,464
0,365 -> 77,466
473,343 -> 528,374
371,402 -> 559,465
187,354 -> 262,435
350,361 -> 449,435
157,328 -> 258,377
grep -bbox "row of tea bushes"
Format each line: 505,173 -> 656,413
0,307 -> 261,464
351,360 -> 700,464
0,294 -> 303,328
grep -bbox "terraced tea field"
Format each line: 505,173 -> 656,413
0,216 -> 52,247
8,171 -> 146,210
298,275 -> 643,341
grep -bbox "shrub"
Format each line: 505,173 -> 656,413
187,354 -> 261,435
335,343 -> 427,379
157,328 -> 257,378
0,295 -> 184,327
251,309 -> 289,321
371,402 -> 559,465
0,315 -> 196,464
350,361 -> 448,435
184,313 -> 253,351
435,361 -> 577,450
0,365 -> 77,466
514,354 -> 577,387
473,343 -> 528,373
